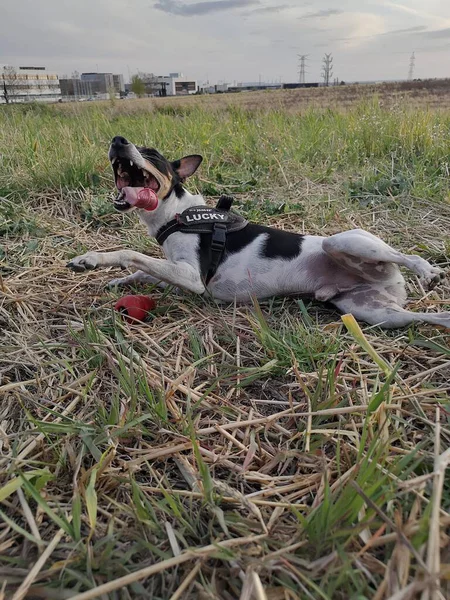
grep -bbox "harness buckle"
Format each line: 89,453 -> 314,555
211,223 -> 227,250
216,195 -> 234,211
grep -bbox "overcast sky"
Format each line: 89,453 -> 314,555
2,1 -> 450,84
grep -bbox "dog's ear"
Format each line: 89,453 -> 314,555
172,155 -> 203,181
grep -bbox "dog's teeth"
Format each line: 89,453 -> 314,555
111,158 -> 117,165
129,160 -> 133,167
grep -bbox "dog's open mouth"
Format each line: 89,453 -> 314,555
112,158 -> 161,211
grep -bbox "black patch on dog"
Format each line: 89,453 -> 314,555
137,147 -> 171,176
195,224 -> 303,283
169,158 -> 186,198
110,139 -> 185,200
137,147 -> 185,199
225,224 -> 304,259
136,146 -> 173,175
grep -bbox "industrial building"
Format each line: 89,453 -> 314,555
60,73 -> 125,100
124,72 -> 197,97
112,74 -> 125,94
80,73 -> 113,95
1,66 -> 61,103
60,78 -> 94,98
200,83 -> 229,94
282,82 -> 320,89
152,73 -> 197,96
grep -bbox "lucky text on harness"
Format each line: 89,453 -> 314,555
156,196 -> 248,283
182,210 -> 227,224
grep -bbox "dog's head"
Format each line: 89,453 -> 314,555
108,136 -> 202,212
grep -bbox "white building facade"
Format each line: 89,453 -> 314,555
156,73 -> 197,96
1,66 -> 61,103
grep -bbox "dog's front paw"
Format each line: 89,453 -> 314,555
67,252 -> 100,273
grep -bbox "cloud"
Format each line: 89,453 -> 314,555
300,9 -> 344,20
340,24 -> 450,45
421,27 -> 450,39
380,25 -> 427,36
381,1 -> 450,29
336,12 -> 385,48
246,4 -> 290,15
153,0 -> 259,16
2,0 -> 450,87
341,24 -> 428,42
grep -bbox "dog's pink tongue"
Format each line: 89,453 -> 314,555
123,187 -> 158,211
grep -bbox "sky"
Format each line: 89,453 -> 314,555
1,1 -> 450,84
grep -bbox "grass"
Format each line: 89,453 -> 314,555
2,93 -> 450,201
1,90 -> 450,599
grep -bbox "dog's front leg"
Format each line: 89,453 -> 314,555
67,250 -> 205,294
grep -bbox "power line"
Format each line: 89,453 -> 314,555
322,53 -> 333,87
408,51 -> 415,80
297,54 -> 308,83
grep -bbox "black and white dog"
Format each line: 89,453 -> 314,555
67,136 -> 450,329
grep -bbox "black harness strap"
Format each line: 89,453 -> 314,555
155,195 -> 247,283
156,219 -> 183,246
208,222 -> 227,283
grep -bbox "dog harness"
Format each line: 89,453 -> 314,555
155,195 -> 248,284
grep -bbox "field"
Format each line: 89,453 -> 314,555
1,84 -> 450,599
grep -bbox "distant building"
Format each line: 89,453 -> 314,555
200,84 -> 216,94
155,73 -> 197,96
113,74 -> 125,93
60,78 -> 94,98
0,66 -> 61,103
59,73 -> 125,99
173,79 -> 197,95
80,72 -> 115,95
200,83 -> 229,94
123,72 -> 197,97
227,82 -> 282,93
282,83 -> 320,89
215,83 -> 229,93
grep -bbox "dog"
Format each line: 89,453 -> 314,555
67,136 -> 450,329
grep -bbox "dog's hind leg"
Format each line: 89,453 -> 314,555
107,270 -> 182,295
330,287 -> 450,329
323,229 -> 446,289
108,271 -> 170,289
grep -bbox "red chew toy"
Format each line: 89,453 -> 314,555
136,188 -> 159,211
114,295 -> 156,323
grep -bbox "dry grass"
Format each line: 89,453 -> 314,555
1,98 -> 450,599
56,78 -> 450,115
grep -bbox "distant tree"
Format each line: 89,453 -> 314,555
131,75 -> 146,98
108,85 -> 118,107
137,72 -> 159,96
2,66 -> 20,104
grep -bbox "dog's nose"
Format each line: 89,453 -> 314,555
111,136 -> 129,148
